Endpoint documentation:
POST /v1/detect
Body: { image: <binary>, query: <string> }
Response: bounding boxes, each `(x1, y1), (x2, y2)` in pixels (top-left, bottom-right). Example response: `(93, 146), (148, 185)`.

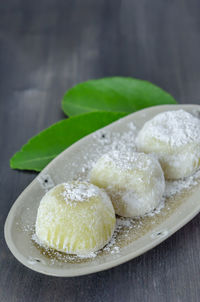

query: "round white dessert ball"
(90, 151), (165, 217)
(136, 109), (200, 179)
(35, 181), (116, 255)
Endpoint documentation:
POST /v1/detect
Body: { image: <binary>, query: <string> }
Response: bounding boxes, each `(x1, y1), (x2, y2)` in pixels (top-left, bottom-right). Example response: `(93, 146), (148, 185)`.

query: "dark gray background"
(1, 0), (200, 301)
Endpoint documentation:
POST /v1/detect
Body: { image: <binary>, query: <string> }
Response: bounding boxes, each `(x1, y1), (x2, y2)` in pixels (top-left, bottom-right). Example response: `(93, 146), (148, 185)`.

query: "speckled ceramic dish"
(4, 104), (200, 277)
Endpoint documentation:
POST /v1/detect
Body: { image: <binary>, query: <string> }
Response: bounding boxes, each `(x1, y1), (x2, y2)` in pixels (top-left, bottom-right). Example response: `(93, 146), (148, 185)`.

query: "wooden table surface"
(1, 1), (200, 301)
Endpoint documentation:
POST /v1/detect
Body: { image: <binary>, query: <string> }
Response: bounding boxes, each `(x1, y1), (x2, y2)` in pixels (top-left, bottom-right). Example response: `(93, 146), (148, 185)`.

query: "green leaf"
(62, 77), (177, 116)
(10, 111), (126, 172)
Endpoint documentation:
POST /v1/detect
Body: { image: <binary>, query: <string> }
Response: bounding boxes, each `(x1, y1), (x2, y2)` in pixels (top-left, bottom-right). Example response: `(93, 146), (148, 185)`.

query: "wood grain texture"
(0, 0), (200, 301)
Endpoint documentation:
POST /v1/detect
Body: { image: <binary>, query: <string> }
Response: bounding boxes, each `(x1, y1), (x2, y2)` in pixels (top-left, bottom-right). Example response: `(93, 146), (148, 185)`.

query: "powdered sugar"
(32, 112), (200, 263)
(165, 169), (200, 197)
(61, 182), (100, 205)
(92, 123), (137, 154)
(75, 123), (138, 181)
(88, 115), (200, 212)
(102, 217), (135, 254)
(137, 109), (200, 147)
(136, 109), (200, 179)
(99, 149), (159, 172)
(76, 252), (97, 259)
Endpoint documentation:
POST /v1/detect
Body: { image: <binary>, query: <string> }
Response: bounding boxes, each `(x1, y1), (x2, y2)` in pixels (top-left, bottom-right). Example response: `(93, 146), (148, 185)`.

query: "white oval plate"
(4, 104), (200, 277)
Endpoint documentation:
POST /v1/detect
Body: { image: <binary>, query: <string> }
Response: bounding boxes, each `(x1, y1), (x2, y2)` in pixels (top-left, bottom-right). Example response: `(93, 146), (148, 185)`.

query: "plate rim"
(4, 103), (200, 277)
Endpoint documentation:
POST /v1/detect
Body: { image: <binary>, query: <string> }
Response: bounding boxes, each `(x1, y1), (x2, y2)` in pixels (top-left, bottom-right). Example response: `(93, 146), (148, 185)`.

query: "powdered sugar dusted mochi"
(136, 110), (200, 180)
(35, 182), (116, 255)
(90, 151), (165, 217)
